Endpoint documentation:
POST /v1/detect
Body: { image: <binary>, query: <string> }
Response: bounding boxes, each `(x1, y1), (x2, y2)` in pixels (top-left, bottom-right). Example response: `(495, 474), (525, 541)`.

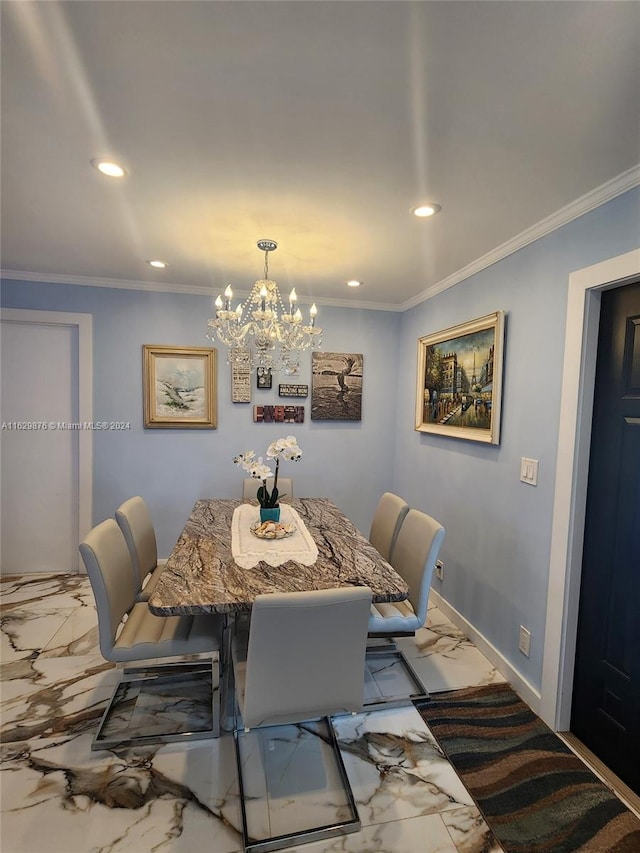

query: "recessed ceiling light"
(147, 259), (168, 269)
(346, 280), (362, 288)
(411, 203), (441, 218)
(91, 159), (127, 178)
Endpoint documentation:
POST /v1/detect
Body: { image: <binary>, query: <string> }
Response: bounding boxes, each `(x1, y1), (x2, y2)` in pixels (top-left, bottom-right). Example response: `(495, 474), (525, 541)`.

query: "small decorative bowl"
(250, 520), (296, 540)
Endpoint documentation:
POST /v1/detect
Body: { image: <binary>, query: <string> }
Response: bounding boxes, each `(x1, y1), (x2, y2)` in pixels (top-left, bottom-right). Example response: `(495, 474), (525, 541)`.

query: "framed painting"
(311, 352), (363, 421)
(143, 345), (217, 428)
(415, 311), (505, 444)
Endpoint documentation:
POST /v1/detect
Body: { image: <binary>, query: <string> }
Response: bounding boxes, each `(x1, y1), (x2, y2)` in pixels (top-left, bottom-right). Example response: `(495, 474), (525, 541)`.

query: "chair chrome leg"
(363, 646), (429, 711)
(92, 658), (220, 750)
(220, 613), (238, 732)
(233, 717), (361, 853)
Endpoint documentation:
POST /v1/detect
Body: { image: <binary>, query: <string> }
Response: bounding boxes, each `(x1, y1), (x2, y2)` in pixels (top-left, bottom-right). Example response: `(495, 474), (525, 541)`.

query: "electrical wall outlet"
(435, 559), (444, 581)
(519, 625), (532, 657)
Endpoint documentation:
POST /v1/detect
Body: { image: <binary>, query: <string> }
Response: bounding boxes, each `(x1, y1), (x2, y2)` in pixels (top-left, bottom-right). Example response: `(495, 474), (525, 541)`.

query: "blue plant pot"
(259, 506), (281, 523)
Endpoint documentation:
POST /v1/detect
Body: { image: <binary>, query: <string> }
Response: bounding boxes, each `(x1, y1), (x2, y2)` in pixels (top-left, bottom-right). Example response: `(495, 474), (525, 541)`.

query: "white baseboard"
(430, 589), (542, 717)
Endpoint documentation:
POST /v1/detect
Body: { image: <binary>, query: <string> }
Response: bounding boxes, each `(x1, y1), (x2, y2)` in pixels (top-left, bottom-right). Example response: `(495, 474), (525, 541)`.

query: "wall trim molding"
(430, 588), (541, 714)
(2, 165), (638, 314)
(0, 308), (93, 571)
(0, 270), (403, 313)
(541, 248), (640, 731)
(400, 164), (640, 312)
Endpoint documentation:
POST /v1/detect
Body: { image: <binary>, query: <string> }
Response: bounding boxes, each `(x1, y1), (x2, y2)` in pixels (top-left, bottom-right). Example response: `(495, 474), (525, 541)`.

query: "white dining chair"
(368, 492), (409, 562)
(115, 496), (166, 601)
(242, 477), (293, 503)
(365, 509), (445, 707)
(368, 508), (445, 636)
(80, 518), (222, 749)
(232, 586), (372, 852)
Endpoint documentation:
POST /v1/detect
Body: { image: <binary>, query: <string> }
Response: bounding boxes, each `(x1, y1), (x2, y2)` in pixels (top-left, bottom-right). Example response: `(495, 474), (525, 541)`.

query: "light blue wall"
(2, 186), (638, 693)
(0, 280), (400, 552)
(393, 186), (640, 690)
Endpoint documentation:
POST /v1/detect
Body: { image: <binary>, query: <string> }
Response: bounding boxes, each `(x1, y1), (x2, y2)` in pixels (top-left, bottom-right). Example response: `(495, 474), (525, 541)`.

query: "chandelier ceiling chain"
(207, 240), (322, 375)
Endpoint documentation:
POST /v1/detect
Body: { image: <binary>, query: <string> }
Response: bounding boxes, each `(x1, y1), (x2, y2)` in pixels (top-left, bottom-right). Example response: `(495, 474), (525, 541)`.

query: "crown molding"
(400, 164), (640, 312)
(0, 271), (215, 296)
(0, 269), (402, 312)
(3, 165), (637, 314)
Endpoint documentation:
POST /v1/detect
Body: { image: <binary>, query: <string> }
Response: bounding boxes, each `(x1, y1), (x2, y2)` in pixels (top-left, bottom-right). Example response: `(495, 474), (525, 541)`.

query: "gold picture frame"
(415, 311), (505, 444)
(143, 345), (217, 428)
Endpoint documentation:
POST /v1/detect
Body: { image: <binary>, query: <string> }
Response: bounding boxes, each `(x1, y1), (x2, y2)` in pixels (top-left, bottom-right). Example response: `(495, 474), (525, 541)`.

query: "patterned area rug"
(416, 683), (640, 853)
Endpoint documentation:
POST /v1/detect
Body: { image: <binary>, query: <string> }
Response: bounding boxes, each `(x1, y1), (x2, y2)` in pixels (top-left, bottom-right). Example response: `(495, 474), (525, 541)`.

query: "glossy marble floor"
(1, 574), (507, 853)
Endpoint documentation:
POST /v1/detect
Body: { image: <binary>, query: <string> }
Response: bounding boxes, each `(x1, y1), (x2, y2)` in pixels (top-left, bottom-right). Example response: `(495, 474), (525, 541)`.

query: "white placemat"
(231, 503), (319, 569)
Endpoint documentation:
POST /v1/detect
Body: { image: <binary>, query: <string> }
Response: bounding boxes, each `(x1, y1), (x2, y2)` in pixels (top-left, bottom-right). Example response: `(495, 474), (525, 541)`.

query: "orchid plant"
(234, 435), (303, 508)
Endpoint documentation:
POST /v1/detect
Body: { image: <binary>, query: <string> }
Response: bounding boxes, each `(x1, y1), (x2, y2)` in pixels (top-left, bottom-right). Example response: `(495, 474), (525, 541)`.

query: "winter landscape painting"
(143, 345), (217, 428)
(311, 352), (363, 421)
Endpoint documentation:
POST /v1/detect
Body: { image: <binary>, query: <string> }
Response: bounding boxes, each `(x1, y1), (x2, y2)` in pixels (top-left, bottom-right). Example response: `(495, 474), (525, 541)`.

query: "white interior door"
(1, 314), (85, 573)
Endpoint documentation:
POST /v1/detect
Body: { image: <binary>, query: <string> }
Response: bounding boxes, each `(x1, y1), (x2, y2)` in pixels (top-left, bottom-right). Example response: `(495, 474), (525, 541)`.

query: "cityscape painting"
(415, 312), (505, 444)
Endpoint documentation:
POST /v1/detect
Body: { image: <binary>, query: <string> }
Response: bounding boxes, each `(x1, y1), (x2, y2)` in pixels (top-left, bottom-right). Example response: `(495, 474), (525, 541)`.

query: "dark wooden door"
(571, 280), (640, 794)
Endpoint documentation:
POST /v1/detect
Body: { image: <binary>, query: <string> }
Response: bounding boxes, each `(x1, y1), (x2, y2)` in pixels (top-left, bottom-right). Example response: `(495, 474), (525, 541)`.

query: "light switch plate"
(520, 457), (538, 486)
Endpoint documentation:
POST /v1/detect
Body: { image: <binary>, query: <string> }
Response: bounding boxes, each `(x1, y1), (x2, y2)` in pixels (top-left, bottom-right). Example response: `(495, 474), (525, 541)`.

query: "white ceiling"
(2, 1), (639, 309)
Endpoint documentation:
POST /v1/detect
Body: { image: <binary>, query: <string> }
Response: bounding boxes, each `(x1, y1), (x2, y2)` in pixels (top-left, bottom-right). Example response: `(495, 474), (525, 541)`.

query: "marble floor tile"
(441, 806), (504, 853)
(1, 575), (507, 853)
(396, 605), (505, 694)
(1, 651), (118, 742)
(2, 606), (79, 663)
(284, 812), (464, 853)
(334, 706), (474, 827)
(40, 606), (101, 658)
(1, 732), (244, 853)
(1, 573), (95, 612)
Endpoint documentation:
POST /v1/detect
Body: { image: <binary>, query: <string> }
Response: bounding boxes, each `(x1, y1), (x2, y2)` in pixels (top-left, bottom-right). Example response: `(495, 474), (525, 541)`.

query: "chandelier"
(207, 240), (322, 375)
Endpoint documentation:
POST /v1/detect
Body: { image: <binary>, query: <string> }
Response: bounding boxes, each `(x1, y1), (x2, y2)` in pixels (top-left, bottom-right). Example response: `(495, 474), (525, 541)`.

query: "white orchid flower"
(234, 438), (301, 509)
(233, 450), (256, 467)
(266, 440), (282, 459)
(281, 435), (302, 461)
(282, 446), (302, 461)
(267, 435), (302, 460)
(247, 457), (272, 480)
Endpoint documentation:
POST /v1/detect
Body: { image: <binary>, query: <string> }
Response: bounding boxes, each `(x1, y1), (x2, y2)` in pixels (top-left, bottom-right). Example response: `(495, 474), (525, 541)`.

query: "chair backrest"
(115, 496), (158, 587)
(242, 477), (293, 503)
(390, 509), (445, 624)
(241, 586), (372, 728)
(79, 518), (138, 662)
(369, 492), (409, 562)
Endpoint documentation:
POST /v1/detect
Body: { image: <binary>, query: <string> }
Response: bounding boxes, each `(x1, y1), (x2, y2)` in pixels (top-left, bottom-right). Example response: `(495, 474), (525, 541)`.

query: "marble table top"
(149, 498), (409, 615)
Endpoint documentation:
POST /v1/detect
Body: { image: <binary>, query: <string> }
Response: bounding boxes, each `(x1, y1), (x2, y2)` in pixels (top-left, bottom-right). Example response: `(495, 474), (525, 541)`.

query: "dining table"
(148, 497), (410, 730)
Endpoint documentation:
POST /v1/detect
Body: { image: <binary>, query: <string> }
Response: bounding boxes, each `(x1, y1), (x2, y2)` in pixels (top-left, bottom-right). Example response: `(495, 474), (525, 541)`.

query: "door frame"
(541, 249), (640, 730)
(1, 308), (93, 570)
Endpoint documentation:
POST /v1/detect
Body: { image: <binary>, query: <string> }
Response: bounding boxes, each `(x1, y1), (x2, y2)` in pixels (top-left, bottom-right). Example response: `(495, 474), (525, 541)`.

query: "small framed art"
(257, 368), (273, 389)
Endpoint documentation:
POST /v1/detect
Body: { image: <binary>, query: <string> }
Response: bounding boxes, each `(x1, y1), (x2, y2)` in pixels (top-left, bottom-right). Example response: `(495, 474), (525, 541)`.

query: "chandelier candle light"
(234, 435), (303, 522)
(208, 240), (322, 376)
